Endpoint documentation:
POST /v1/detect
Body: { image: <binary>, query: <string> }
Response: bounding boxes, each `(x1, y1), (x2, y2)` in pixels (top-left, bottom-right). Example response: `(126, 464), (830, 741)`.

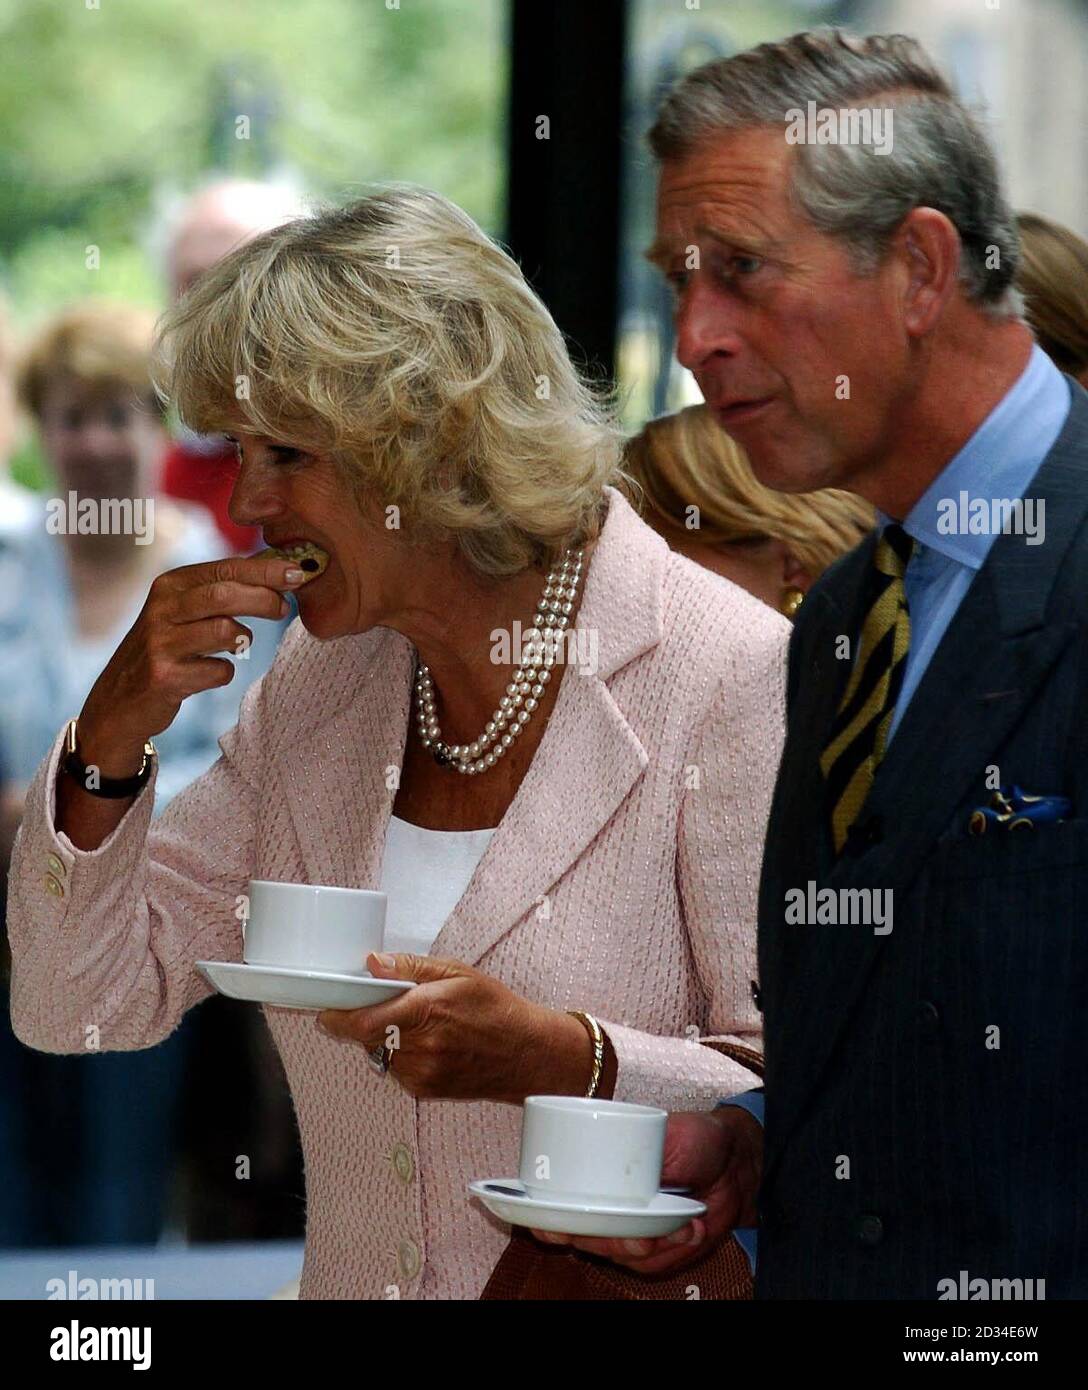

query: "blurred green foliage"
(0, 0), (506, 489)
(0, 0), (506, 326)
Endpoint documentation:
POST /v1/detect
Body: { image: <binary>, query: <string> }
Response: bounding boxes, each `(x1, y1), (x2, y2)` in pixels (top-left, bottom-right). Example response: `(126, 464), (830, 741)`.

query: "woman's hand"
(529, 1107), (762, 1275)
(76, 552), (304, 765)
(316, 953), (595, 1104)
(54, 553), (305, 851)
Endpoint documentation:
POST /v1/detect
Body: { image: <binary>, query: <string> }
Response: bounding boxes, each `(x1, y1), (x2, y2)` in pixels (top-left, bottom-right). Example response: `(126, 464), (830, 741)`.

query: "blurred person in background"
(621, 403), (873, 617)
(159, 179), (307, 553)
(0, 295), (37, 935)
(0, 296), (37, 538)
(1016, 211), (1088, 387)
(159, 178), (311, 1246)
(0, 300), (286, 1247)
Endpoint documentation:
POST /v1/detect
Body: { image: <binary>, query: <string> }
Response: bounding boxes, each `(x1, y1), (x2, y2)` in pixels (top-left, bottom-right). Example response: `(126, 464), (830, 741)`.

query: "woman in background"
(621, 403), (873, 618)
(3, 300), (286, 807)
(1015, 212), (1088, 386)
(0, 300), (288, 1248)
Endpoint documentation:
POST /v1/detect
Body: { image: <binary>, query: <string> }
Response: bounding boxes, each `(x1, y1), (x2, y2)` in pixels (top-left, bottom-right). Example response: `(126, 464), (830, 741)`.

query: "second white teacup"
(519, 1095), (667, 1209)
(243, 879), (387, 977)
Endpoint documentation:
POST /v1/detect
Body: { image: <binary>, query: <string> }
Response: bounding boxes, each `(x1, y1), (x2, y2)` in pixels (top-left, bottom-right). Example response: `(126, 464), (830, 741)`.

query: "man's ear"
(894, 206), (961, 338)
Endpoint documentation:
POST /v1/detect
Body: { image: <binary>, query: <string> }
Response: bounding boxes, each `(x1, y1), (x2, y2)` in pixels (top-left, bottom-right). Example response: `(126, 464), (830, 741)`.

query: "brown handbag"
(480, 1040), (762, 1301)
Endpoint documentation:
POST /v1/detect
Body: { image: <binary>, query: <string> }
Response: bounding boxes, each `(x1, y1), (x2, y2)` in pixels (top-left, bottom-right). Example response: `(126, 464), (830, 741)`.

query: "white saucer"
(196, 960), (415, 1010)
(468, 1178), (706, 1238)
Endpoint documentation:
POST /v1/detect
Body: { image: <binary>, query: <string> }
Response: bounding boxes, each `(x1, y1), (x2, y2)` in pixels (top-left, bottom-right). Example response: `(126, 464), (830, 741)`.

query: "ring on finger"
(367, 1044), (393, 1076)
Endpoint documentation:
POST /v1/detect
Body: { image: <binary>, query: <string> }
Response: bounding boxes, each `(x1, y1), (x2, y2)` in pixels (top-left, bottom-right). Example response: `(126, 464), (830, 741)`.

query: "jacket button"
(47, 853), (67, 878)
(44, 873), (65, 899)
(918, 1001), (940, 1032)
(397, 1239), (421, 1281)
(856, 1213), (884, 1245)
(391, 1143), (414, 1184)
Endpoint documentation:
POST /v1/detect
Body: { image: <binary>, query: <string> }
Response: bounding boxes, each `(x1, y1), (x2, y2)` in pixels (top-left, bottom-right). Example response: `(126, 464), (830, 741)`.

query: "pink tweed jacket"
(8, 485), (788, 1300)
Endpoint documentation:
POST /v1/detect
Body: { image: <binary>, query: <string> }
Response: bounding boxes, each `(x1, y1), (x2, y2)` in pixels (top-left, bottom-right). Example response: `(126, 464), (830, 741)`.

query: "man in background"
(159, 179), (306, 552)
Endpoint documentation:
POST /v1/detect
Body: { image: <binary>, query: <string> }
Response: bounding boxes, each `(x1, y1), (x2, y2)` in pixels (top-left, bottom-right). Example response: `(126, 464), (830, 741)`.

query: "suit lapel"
(766, 382), (1088, 1161)
(759, 551), (867, 998)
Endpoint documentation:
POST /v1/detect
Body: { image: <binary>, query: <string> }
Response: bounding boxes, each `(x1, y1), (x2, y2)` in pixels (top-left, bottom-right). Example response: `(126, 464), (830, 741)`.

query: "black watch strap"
(62, 719), (156, 798)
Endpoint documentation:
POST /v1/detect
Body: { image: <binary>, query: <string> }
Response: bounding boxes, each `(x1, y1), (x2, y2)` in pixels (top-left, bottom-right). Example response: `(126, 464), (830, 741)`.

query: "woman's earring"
(780, 587), (804, 620)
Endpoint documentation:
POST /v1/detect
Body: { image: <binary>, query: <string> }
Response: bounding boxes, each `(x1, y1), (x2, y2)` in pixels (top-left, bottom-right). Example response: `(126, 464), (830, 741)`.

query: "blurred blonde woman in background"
(622, 403), (874, 617)
(1015, 212), (1088, 387)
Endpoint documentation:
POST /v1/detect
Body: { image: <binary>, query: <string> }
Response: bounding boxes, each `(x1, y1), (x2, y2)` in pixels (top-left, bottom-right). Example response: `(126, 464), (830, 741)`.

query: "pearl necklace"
(414, 548), (585, 775)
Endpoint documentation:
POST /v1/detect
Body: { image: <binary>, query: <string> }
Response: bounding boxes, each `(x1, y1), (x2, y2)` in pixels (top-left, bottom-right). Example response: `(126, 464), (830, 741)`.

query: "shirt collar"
(876, 344), (1070, 569)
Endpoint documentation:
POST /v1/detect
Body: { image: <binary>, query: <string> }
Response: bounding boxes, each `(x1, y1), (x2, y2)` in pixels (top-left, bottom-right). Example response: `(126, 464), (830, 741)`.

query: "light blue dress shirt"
(718, 345), (1073, 1275)
(885, 344), (1070, 741)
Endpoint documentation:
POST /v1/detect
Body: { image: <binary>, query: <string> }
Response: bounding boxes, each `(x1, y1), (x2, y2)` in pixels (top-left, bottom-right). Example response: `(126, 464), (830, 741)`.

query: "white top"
(379, 814), (496, 956)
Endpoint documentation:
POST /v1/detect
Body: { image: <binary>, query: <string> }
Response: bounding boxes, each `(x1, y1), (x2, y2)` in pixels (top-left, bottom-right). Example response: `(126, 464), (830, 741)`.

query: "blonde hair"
(1016, 212), (1088, 377)
(17, 300), (160, 419)
(154, 184), (624, 576)
(622, 404), (873, 579)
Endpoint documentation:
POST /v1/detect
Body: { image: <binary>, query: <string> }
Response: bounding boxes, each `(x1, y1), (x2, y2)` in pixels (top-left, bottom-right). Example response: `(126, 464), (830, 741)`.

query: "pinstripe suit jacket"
(756, 378), (1088, 1299)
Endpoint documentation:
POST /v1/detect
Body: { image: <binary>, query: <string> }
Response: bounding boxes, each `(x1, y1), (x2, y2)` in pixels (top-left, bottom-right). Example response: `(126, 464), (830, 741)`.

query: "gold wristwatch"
(62, 718), (157, 799)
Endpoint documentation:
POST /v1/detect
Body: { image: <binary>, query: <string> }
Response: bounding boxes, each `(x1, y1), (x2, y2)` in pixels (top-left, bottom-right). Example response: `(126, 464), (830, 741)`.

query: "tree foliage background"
(0, 0), (506, 351)
(1, 0), (505, 485)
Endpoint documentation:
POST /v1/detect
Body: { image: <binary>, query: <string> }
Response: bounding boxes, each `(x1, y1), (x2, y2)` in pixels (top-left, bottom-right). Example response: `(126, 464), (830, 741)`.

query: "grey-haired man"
(539, 29), (1088, 1299)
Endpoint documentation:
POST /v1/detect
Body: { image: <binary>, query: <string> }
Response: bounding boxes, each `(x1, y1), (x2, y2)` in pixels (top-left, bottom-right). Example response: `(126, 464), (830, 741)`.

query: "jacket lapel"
(436, 487), (665, 965)
(759, 555), (864, 999)
(434, 671), (649, 964)
(766, 381), (1088, 1160)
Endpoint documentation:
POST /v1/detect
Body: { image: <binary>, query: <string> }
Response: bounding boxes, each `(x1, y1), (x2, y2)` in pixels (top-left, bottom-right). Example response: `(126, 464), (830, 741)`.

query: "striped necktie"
(820, 523), (915, 855)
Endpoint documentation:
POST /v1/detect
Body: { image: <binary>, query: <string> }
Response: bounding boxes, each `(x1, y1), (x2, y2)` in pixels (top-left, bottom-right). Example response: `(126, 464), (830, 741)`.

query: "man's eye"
(729, 255), (763, 277)
(269, 446), (303, 465)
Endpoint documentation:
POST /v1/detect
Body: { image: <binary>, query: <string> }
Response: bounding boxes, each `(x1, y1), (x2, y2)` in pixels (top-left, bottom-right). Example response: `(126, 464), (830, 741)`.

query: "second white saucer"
(196, 960), (414, 1010)
(468, 1178), (706, 1238)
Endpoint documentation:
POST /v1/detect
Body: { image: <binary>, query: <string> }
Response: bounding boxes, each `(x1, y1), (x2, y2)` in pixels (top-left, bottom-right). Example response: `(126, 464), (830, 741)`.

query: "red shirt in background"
(161, 439), (259, 554)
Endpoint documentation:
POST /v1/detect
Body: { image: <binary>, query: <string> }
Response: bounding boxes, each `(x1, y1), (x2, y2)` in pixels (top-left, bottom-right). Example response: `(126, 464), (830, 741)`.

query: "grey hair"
(647, 28), (1024, 319)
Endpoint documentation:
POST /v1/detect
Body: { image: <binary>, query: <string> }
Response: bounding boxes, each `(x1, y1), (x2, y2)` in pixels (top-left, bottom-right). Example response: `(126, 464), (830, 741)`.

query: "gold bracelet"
(567, 1010), (604, 1098)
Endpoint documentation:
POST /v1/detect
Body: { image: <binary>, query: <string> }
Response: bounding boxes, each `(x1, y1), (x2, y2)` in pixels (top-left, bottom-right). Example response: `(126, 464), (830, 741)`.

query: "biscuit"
(257, 541), (330, 583)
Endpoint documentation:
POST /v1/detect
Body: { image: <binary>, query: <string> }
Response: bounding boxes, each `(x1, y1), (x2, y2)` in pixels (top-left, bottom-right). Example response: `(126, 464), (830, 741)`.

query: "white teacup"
(519, 1095), (667, 1208)
(242, 879), (387, 976)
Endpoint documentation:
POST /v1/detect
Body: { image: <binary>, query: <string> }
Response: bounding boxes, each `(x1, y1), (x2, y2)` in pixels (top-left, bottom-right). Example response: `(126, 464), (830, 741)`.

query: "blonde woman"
(622, 404), (874, 616)
(7, 187), (786, 1299)
(1016, 212), (1088, 387)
